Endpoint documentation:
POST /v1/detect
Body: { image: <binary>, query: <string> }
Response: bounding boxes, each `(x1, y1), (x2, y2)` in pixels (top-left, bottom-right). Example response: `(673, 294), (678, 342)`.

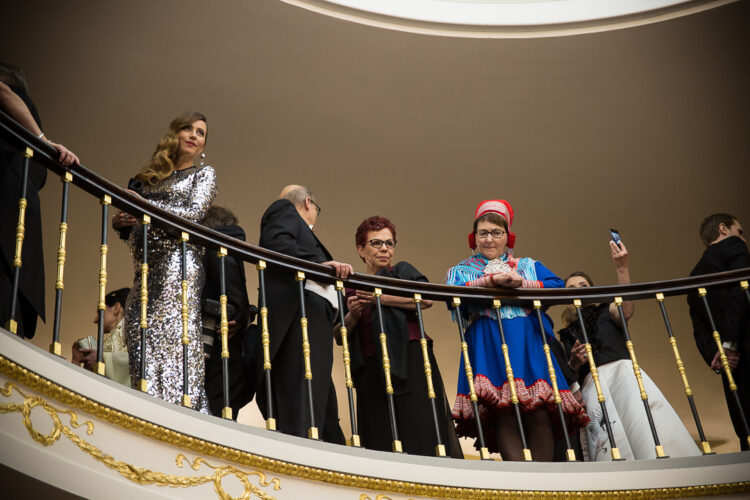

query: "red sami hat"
(467, 199), (516, 250)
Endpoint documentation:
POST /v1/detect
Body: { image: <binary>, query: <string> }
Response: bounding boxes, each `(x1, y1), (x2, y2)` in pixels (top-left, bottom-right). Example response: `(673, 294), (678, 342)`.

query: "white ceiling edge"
(278, 0), (737, 38)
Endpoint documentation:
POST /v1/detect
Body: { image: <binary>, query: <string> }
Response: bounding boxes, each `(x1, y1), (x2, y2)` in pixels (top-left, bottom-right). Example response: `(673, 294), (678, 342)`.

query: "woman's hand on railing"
(113, 209), (137, 229)
(492, 271), (523, 288)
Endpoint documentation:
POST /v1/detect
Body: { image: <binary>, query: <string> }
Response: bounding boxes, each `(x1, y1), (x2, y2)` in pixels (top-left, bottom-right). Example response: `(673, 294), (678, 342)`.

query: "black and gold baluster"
(180, 232), (191, 408)
(613, 296), (668, 458)
(257, 260), (275, 430)
(138, 215), (150, 392)
(335, 281), (360, 447)
(655, 293), (712, 455)
(532, 300), (575, 461)
(94, 195), (111, 376)
(452, 297), (490, 460)
(414, 293), (445, 457)
(50, 172), (72, 355)
(573, 299), (622, 461)
(296, 271), (318, 440)
(493, 299), (531, 461)
(373, 288), (402, 453)
(218, 247), (232, 419)
(742, 280), (750, 306)
(5, 147), (32, 335)
(697, 288), (750, 449)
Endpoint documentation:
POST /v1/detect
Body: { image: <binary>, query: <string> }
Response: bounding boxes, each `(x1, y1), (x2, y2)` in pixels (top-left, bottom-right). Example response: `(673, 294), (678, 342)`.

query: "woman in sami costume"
(446, 199), (588, 461)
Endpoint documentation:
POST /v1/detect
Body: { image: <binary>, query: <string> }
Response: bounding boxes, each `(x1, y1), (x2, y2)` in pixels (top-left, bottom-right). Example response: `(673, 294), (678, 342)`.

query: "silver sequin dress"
(124, 165), (217, 413)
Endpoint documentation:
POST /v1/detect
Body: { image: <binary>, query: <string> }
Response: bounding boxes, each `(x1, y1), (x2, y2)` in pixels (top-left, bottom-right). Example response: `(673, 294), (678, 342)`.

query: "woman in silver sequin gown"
(114, 111), (216, 412)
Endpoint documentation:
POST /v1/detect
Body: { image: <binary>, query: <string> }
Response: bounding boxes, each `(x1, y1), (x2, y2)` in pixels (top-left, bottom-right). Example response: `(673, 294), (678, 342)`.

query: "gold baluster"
(614, 296), (666, 458)
(50, 171), (73, 355)
(95, 195), (111, 376)
(374, 288), (402, 453)
(656, 293), (711, 454)
(180, 232), (191, 408)
(698, 287), (750, 449)
(257, 260), (275, 431)
(415, 293), (444, 457)
(493, 299), (531, 461)
(454, 297), (489, 460)
(296, 271), (318, 440)
(533, 300), (576, 461)
(573, 299), (621, 460)
(218, 247), (231, 420)
(138, 215), (150, 392)
(5, 147), (33, 334)
(335, 281), (360, 447)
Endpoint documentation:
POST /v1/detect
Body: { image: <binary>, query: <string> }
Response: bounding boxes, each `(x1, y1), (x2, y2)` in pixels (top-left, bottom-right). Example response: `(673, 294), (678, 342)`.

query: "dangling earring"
(200, 152), (206, 167)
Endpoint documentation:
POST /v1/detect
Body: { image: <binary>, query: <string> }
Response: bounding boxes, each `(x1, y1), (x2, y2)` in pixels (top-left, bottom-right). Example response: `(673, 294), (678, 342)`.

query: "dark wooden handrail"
(2, 110), (748, 305)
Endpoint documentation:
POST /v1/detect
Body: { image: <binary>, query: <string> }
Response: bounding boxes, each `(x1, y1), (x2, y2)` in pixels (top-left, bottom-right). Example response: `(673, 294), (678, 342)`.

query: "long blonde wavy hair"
(135, 111), (208, 185)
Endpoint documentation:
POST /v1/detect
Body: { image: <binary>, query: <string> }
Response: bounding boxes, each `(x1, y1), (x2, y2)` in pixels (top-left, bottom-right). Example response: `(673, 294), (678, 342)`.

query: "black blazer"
(687, 236), (750, 366)
(0, 85), (47, 336)
(258, 199), (332, 360)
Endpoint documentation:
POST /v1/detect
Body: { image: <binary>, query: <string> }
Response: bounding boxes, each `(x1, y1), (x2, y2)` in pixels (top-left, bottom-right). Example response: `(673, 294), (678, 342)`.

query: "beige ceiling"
(2, 0), (749, 455)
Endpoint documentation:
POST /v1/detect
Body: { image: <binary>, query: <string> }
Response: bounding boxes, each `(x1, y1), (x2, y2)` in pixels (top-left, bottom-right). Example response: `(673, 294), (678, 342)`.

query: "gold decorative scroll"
(0, 382), (281, 499)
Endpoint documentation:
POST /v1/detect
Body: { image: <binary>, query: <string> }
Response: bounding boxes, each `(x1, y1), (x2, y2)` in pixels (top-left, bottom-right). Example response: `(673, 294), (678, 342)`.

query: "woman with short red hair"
(339, 216), (462, 457)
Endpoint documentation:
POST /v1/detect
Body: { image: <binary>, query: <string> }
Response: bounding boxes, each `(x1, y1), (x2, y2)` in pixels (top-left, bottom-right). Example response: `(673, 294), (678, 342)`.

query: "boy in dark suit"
(687, 213), (749, 450)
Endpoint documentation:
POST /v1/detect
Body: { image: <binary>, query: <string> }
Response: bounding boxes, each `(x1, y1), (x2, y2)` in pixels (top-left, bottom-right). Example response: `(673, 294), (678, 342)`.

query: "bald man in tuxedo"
(257, 185), (352, 444)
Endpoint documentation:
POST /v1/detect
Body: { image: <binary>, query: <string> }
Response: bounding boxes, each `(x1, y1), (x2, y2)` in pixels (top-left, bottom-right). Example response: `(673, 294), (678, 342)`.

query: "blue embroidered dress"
(446, 252), (588, 449)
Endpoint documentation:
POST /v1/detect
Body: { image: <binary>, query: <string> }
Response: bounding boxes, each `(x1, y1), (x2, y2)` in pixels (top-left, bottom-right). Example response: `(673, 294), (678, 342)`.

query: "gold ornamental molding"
(1, 353), (749, 499)
(0, 381), (281, 499)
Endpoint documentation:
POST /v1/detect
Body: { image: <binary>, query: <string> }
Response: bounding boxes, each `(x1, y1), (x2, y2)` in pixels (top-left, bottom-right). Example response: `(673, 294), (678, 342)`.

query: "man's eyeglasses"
(476, 229), (506, 239)
(369, 239), (396, 249)
(309, 198), (322, 215)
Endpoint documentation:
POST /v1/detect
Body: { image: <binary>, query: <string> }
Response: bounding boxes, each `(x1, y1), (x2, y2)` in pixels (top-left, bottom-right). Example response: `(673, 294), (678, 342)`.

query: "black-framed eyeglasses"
(309, 198), (322, 215)
(369, 239), (396, 249)
(476, 229), (506, 239)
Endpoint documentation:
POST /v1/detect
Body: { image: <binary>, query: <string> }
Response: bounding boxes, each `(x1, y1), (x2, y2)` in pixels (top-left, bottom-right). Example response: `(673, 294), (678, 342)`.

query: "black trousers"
(0, 261), (37, 339)
(353, 340), (463, 458)
(257, 291), (345, 444)
(205, 331), (255, 421)
(722, 352), (750, 451)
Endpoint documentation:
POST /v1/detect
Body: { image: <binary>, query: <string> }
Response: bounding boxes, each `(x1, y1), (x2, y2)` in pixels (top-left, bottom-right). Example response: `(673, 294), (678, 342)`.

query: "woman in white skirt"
(558, 239), (700, 461)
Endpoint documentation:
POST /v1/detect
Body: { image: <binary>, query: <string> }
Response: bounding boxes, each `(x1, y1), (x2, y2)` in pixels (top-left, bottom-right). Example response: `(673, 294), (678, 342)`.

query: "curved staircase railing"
(1, 109), (749, 498)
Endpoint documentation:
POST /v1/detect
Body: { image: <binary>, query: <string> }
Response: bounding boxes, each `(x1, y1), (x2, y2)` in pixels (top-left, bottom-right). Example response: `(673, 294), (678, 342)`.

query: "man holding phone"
(71, 288), (131, 386)
(687, 213), (749, 450)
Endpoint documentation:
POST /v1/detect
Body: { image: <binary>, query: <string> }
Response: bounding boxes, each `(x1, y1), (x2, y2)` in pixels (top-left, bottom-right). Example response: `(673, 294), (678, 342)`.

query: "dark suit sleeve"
(688, 293), (716, 366)
(225, 254), (251, 328)
(688, 237), (750, 365)
(713, 238), (750, 346)
(261, 201), (327, 263)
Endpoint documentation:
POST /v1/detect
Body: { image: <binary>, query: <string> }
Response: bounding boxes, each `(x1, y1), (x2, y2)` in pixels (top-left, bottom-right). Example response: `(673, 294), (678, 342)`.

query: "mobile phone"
(609, 228), (622, 246)
(77, 336), (97, 350)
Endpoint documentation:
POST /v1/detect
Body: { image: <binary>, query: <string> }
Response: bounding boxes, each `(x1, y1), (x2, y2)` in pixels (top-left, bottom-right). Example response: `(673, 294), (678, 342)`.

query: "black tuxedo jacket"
(258, 199), (332, 360)
(687, 236), (750, 366)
